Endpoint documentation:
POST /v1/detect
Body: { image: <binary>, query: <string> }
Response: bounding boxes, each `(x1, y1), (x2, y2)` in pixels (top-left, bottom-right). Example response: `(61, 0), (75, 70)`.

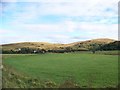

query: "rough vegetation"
(98, 41), (120, 51)
(1, 38), (119, 54)
(3, 64), (79, 88)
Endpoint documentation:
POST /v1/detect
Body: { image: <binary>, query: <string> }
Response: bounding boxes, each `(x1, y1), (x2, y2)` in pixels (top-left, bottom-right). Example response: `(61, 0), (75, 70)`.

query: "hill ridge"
(1, 38), (117, 52)
(1, 38), (115, 46)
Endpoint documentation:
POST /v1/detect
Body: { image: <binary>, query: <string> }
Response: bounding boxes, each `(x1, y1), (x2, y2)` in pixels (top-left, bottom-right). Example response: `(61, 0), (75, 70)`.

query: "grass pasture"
(3, 53), (118, 88)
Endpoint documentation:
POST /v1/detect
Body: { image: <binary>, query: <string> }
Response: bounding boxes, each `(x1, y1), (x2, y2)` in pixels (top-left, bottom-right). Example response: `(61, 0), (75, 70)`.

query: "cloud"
(2, 0), (118, 21)
(14, 20), (77, 33)
(1, 0), (17, 2)
(77, 23), (118, 40)
(30, 0), (117, 17)
(4, 21), (117, 43)
(1, 0), (118, 44)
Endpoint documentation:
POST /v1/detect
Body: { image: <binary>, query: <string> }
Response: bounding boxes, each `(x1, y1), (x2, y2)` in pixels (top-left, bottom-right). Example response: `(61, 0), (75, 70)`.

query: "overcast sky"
(0, 0), (118, 44)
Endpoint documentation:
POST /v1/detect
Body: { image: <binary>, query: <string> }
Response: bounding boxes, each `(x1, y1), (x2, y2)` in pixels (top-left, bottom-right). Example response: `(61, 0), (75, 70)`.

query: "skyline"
(0, 0), (118, 44)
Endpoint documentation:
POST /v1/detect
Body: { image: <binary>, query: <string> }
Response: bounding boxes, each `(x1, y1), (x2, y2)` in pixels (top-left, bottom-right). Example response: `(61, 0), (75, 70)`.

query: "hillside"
(68, 38), (115, 50)
(1, 38), (116, 53)
(1, 42), (66, 51)
(98, 41), (120, 50)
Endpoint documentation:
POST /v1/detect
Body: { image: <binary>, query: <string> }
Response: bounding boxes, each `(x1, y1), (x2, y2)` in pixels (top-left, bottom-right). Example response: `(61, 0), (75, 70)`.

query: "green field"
(3, 53), (118, 88)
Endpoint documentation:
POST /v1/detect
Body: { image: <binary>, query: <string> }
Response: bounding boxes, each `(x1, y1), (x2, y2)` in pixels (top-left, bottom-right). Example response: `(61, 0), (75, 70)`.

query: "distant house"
(14, 48), (21, 52)
(34, 50), (37, 53)
(18, 48), (21, 51)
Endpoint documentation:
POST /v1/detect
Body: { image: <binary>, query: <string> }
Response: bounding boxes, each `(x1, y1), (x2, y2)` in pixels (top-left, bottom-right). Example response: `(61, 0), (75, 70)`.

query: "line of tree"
(2, 48), (46, 54)
(2, 47), (88, 54)
(86, 41), (120, 54)
(97, 41), (120, 51)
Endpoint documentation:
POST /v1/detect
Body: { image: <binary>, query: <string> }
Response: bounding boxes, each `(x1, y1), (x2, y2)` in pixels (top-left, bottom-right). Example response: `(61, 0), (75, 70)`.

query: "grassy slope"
(70, 38), (115, 50)
(3, 53), (118, 88)
(3, 64), (58, 88)
(1, 42), (67, 50)
(1, 38), (115, 51)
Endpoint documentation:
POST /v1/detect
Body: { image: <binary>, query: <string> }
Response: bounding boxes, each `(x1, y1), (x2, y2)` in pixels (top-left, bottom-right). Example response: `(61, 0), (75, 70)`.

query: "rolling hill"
(1, 38), (117, 53)
(68, 38), (115, 50)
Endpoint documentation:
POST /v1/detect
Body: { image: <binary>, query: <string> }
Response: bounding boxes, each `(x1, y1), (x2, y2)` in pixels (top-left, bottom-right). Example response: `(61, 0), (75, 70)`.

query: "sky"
(0, 0), (118, 44)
